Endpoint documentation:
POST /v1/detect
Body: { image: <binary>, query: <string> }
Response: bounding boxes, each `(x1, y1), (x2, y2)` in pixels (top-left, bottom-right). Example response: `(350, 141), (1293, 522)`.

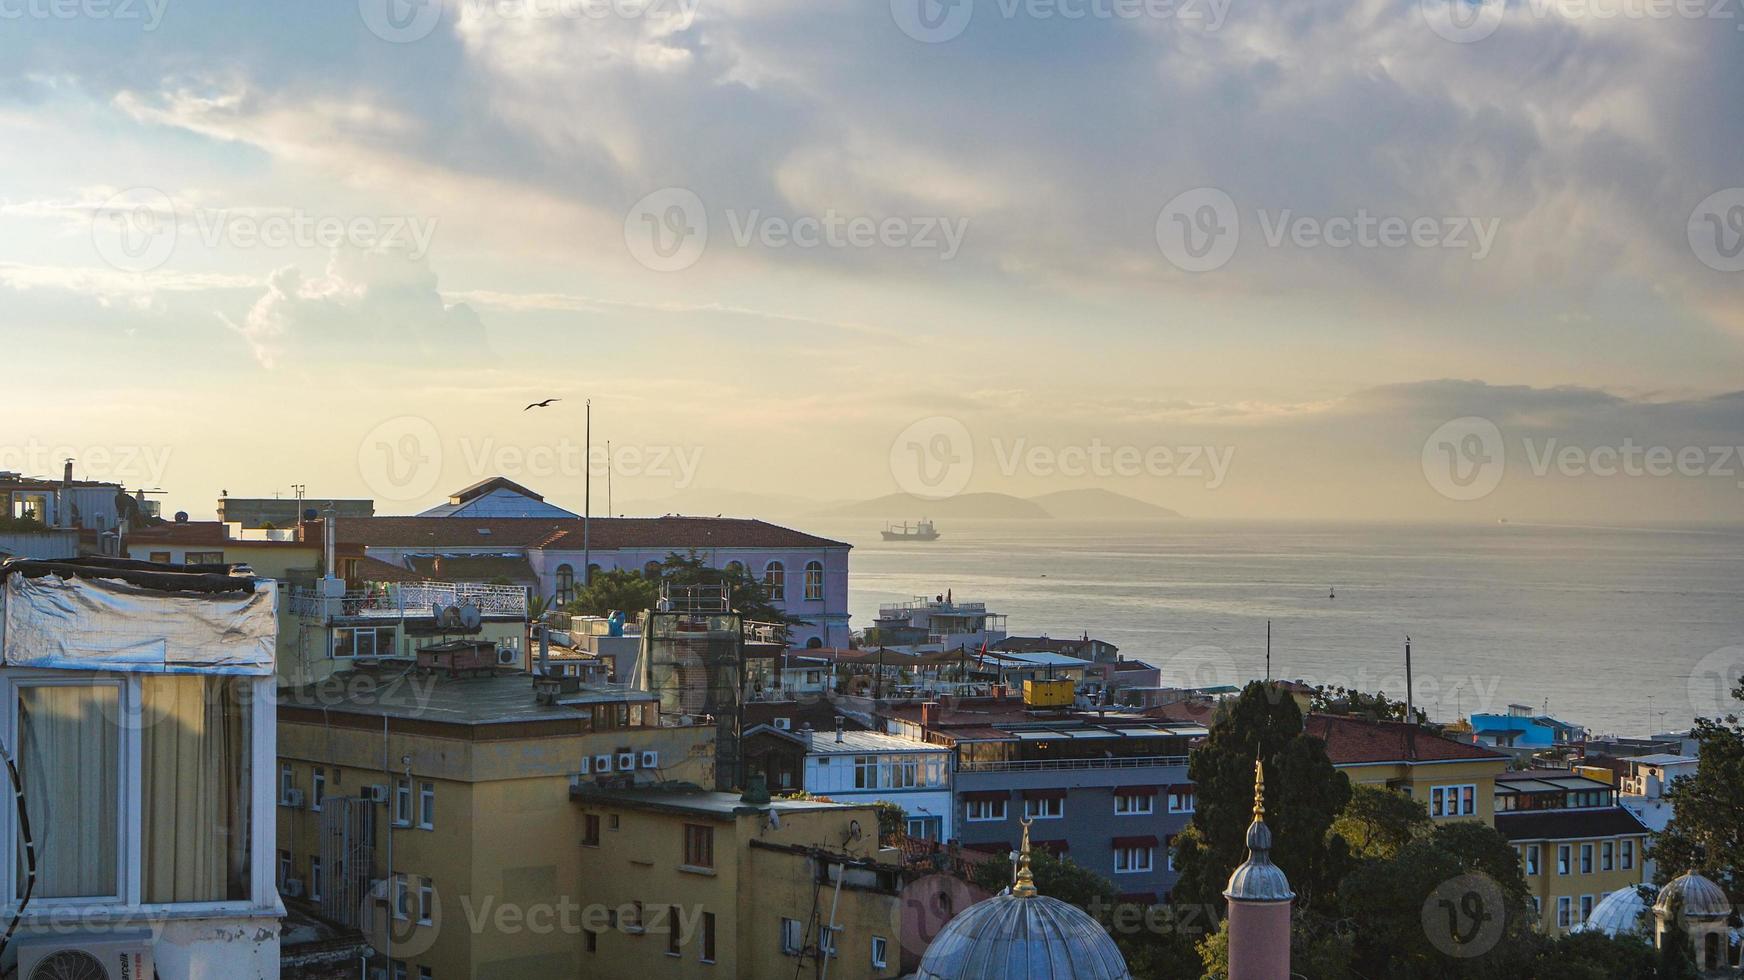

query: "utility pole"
(582, 399), (591, 587)
(1405, 636), (1414, 723)
(1265, 620), (1272, 683)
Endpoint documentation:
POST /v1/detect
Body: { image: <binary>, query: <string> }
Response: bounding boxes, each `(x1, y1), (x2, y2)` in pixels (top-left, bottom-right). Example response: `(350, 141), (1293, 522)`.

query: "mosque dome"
(915, 821), (1132, 980)
(1573, 884), (1653, 937)
(1654, 870), (1734, 922)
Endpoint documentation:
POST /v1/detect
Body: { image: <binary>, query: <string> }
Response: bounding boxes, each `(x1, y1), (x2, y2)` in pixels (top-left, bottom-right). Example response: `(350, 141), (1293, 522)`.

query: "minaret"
(1224, 759), (1293, 980)
(1012, 816), (1038, 898)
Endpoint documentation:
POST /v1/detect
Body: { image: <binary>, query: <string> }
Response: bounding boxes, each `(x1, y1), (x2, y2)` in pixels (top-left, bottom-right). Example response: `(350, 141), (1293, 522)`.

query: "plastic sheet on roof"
(1, 572), (276, 675)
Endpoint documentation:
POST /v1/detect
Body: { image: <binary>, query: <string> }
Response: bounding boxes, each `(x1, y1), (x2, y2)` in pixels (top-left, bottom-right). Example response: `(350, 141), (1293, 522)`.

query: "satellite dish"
(459, 605), (482, 630)
(304, 508), (318, 521)
(173, 511), (189, 523)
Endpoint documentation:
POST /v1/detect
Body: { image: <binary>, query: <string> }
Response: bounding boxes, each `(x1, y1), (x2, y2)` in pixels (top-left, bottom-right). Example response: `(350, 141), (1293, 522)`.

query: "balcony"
(956, 754), (1188, 773)
(286, 580), (528, 621)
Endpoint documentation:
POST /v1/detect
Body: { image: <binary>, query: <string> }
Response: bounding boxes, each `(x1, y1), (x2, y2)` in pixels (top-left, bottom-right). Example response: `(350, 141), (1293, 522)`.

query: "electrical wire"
(0, 735), (35, 959)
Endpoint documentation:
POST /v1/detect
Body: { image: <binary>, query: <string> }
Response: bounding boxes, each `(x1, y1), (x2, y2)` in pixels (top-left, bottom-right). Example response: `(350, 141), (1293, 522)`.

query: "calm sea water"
(806, 520), (1744, 736)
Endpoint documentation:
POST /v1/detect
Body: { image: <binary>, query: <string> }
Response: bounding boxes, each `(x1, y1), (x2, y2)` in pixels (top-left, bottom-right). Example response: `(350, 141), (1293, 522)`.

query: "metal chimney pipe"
(834, 716), (844, 744)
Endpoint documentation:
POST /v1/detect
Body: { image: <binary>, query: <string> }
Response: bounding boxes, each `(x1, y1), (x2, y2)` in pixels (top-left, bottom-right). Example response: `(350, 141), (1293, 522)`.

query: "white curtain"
(141, 675), (251, 903)
(17, 684), (120, 899)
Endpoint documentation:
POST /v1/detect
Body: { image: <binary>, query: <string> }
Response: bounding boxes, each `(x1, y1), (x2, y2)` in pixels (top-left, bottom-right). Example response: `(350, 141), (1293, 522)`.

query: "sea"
(803, 519), (1744, 737)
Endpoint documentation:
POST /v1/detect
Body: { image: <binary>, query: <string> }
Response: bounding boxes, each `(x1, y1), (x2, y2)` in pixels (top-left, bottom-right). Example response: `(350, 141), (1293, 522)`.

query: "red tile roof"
(126, 521), (226, 546)
(310, 516), (849, 551)
(1304, 714), (1509, 766)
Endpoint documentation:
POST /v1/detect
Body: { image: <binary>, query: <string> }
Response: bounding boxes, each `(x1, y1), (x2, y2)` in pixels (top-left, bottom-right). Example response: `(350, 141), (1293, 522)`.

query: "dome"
(1654, 870), (1734, 922)
(916, 819), (1132, 980)
(1574, 884), (1653, 937)
(914, 892), (1132, 980)
(1224, 759), (1295, 903)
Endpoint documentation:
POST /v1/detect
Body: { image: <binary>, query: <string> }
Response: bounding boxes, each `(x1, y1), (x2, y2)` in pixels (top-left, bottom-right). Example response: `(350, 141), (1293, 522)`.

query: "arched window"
(554, 564), (574, 605)
(803, 560), (824, 601)
(724, 560), (744, 578)
(587, 563), (602, 585)
(806, 636), (823, 649)
(763, 561), (786, 601)
(643, 560), (662, 579)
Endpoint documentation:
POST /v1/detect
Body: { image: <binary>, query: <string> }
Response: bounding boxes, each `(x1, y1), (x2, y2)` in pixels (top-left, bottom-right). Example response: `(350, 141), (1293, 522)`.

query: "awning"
(1033, 839), (1070, 855)
(962, 841), (1012, 855)
(1112, 785), (1159, 796)
(1168, 784), (1196, 794)
(1022, 788), (1068, 800)
(1112, 835), (1159, 849)
(962, 790), (1010, 802)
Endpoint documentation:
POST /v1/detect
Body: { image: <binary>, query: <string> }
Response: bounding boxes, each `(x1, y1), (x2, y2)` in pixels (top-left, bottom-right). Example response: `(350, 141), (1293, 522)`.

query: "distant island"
(816, 488), (1182, 520)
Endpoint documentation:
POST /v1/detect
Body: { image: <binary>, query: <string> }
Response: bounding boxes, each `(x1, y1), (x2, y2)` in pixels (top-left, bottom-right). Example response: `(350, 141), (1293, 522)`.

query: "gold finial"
(1253, 757), (1266, 820)
(1013, 817), (1038, 898)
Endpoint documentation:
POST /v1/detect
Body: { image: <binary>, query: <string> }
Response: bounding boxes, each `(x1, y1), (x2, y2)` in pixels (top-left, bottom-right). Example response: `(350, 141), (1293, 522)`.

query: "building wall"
(802, 749), (954, 840)
(1515, 832), (1649, 934)
(1336, 757), (1507, 827)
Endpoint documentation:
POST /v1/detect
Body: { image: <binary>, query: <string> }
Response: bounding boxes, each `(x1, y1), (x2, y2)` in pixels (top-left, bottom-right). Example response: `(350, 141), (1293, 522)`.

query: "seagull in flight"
(524, 397), (561, 411)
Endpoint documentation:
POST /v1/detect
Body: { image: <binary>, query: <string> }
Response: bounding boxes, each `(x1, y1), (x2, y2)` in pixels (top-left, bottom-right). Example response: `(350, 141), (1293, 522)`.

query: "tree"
(1648, 676), (1743, 900)
(566, 568), (659, 617)
(1331, 783), (1430, 860)
(1527, 930), (1660, 980)
(1172, 681), (1352, 914)
(1310, 684), (1425, 723)
(657, 551), (801, 632)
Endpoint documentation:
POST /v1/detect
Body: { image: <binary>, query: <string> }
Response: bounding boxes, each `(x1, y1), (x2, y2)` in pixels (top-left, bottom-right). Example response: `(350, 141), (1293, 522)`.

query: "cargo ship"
(881, 519), (940, 541)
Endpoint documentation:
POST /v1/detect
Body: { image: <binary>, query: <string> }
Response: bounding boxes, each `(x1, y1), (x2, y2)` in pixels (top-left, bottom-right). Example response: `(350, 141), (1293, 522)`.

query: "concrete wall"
(0, 529), (78, 559)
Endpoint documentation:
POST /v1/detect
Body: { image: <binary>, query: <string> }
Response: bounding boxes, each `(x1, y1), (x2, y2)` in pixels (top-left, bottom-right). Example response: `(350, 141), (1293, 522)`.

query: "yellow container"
(1024, 678), (1075, 707)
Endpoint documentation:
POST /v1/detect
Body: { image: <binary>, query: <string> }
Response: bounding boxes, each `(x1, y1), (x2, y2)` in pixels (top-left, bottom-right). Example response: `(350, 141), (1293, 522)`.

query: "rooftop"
(1495, 807), (1651, 842)
(1494, 771), (1614, 793)
(278, 668), (655, 727)
(309, 515), (850, 551)
(569, 784), (865, 821)
(1304, 714), (1510, 766)
(796, 727), (951, 756)
(1620, 753), (1699, 767)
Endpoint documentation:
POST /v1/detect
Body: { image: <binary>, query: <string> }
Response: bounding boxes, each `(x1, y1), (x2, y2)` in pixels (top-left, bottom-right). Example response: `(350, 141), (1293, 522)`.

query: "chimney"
(63, 458), (73, 485)
(834, 716), (844, 744)
(921, 701), (940, 729)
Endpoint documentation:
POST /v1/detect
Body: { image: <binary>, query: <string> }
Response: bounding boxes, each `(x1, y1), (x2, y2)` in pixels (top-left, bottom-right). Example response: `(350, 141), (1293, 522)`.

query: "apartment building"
(0, 556), (281, 975)
(1494, 770), (1651, 934)
(276, 666), (717, 979)
(570, 784), (903, 980)
(1304, 714), (1511, 825)
(743, 720), (955, 839)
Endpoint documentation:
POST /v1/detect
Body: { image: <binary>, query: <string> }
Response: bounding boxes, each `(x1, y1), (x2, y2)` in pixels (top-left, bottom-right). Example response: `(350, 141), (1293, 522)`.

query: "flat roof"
(1494, 772), (1613, 794)
(1621, 754), (1698, 766)
(278, 668), (655, 726)
(800, 729), (950, 756)
(569, 785), (862, 820)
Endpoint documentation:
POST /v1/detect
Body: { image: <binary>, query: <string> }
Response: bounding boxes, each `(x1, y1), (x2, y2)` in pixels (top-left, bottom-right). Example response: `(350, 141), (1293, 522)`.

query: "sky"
(1, 0), (1741, 522)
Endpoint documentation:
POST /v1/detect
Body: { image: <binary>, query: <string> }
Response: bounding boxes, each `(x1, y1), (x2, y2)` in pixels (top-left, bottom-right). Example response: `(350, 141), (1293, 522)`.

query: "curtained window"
(17, 683), (121, 900)
(140, 675), (252, 903)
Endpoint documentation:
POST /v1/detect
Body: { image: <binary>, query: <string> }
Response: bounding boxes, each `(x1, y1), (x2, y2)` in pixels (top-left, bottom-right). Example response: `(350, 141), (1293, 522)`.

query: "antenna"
(606, 438), (613, 517)
(583, 398), (591, 591)
(1265, 620), (1272, 683)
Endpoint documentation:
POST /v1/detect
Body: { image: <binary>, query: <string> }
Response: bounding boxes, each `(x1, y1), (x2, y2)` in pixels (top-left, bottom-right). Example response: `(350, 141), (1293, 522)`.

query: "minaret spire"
(1013, 817), (1038, 898)
(1225, 756), (1294, 979)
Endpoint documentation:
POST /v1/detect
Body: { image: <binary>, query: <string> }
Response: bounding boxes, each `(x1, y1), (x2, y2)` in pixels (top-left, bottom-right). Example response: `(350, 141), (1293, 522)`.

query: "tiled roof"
(314, 516), (849, 551)
(1304, 714), (1509, 766)
(1495, 808), (1651, 842)
(994, 636), (1095, 655)
(126, 521), (227, 546)
(405, 553), (538, 584)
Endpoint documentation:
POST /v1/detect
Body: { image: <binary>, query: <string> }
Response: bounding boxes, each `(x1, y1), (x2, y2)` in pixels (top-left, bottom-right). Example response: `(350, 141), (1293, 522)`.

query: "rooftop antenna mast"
(606, 439), (612, 518)
(582, 399), (591, 590)
(1405, 635), (1414, 723)
(1265, 620), (1272, 683)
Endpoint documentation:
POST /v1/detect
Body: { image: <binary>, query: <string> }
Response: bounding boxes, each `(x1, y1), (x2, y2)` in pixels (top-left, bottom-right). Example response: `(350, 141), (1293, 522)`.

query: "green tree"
(1172, 681), (1352, 914)
(1527, 930), (1660, 980)
(1310, 684), (1425, 723)
(1331, 783), (1430, 860)
(657, 551), (800, 632)
(566, 568), (659, 617)
(1648, 676), (1743, 900)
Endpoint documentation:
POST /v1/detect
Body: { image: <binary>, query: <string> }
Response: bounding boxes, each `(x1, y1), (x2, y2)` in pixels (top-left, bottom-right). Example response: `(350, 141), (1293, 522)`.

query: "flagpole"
(583, 399), (591, 587)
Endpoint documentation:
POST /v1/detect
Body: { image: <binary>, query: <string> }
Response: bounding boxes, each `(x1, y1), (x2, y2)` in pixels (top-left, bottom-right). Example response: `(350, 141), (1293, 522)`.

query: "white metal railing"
(286, 580), (527, 620)
(956, 755), (1188, 773)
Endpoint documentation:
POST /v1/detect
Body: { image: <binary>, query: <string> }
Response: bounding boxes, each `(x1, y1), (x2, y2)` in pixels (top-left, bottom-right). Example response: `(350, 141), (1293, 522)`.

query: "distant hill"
(815, 488), (1181, 520)
(614, 488), (843, 520)
(1030, 488), (1182, 520)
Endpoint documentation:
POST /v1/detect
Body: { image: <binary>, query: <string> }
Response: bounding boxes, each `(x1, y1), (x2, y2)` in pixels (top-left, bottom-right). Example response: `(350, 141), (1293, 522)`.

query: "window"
(609, 814), (621, 831)
(1166, 834), (1177, 870)
(684, 824), (715, 869)
(871, 936), (888, 970)
(819, 926), (838, 956)
(1167, 789), (1195, 813)
(418, 877), (434, 924)
(803, 561), (824, 601)
(1601, 841), (1614, 871)
(1579, 894), (1594, 924)
(1621, 839), (1634, 870)
(966, 798), (1006, 821)
(149, 551), (172, 563)
(764, 561), (786, 600)
(1558, 844), (1572, 875)
(310, 857), (323, 902)
(583, 814), (601, 847)
(1115, 846), (1154, 874)
(724, 560), (745, 577)
(394, 874), (410, 920)
(628, 900), (644, 932)
(418, 780), (435, 829)
(701, 911), (716, 963)
(668, 906), (683, 956)
(184, 551), (224, 565)
(1556, 896), (1572, 929)
(310, 767), (326, 811)
(281, 762), (296, 804)
(1023, 796), (1064, 820)
(1525, 844), (1540, 876)
(278, 850), (292, 888)
(1580, 843), (1593, 874)
(419, 969), (432, 980)
(643, 560), (662, 578)
(854, 755), (878, 789)
(394, 778), (412, 826)
(391, 961), (407, 980)
(781, 917), (804, 954)
(586, 930), (599, 953)
(1115, 792), (1154, 815)
(332, 626), (395, 659)
(1429, 784), (1476, 817)
(555, 564), (575, 605)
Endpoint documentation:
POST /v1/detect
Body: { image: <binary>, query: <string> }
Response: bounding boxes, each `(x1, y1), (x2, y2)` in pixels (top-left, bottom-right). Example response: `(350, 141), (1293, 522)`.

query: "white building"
(0, 556), (281, 977)
(792, 724), (954, 841)
(1618, 753), (1699, 883)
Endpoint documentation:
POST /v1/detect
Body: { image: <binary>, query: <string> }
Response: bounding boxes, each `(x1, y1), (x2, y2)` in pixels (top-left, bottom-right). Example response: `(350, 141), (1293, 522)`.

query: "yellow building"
(570, 784), (904, 980)
(277, 667), (717, 979)
(1304, 714), (1511, 825)
(1494, 770), (1651, 934)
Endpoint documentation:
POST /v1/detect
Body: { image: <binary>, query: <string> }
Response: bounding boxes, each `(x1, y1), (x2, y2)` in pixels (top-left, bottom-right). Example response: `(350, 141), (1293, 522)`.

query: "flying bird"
(524, 398), (561, 411)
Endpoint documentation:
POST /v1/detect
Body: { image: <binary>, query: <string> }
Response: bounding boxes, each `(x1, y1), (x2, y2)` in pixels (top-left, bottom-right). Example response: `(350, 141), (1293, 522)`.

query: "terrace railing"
(955, 754), (1188, 773)
(286, 580), (527, 620)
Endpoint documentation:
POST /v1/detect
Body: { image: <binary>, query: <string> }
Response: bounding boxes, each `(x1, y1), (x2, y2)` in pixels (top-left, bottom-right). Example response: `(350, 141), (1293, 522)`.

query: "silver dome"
(1224, 758), (1295, 903)
(1573, 884), (1652, 937)
(914, 893), (1133, 980)
(1654, 870), (1734, 921)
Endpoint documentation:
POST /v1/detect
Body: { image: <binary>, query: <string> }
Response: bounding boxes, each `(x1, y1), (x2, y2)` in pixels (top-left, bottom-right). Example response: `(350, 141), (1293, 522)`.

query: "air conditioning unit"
(496, 647), (519, 667)
(16, 934), (154, 980)
(617, 751), (636, 771)
(640, 750), (659, 769)
(594, 754), (612, 773)
(282, 788), (305, 809)
(282, 877), (305, 898)
(364, 784), (388, 804)
(773, 717), (792, 730)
